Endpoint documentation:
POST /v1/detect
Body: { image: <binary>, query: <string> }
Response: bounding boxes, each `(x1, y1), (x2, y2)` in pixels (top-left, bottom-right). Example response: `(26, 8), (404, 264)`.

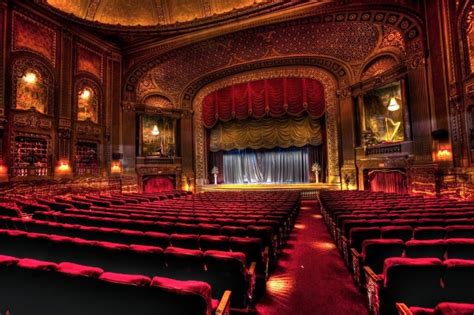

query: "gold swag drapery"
(209, 116), (323, 152)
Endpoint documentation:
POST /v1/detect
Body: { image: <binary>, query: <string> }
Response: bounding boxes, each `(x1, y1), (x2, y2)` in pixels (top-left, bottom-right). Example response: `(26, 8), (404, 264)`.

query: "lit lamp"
(55, 160), (72, 177)
(436, 145), (452, 161)
(387, 97), (400, 112)
(22, 72), (37, 84)
(0, 160), (8, 182)
(111, 161), (122, 175)
(79, 88), (91, 100)
(151, 125), (160, 136)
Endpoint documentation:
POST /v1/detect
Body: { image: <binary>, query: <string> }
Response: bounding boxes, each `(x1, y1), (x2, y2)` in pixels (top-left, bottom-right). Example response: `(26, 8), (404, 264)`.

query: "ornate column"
(180, 109), (195, 191)
(0, 1), (7, 165)
(338, 87), (357, 189)
(56, 29), (73, 177)
(121, 101), (137, 173)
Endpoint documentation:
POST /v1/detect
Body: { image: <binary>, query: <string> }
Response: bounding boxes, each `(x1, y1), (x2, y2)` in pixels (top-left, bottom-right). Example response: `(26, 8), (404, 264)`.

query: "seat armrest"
(247, 262), (257, 305)
(215, 290), (232, 315)
(351, 248), (362, 287)
(341, 235), (349, 264)
(364, 266), (382, 283)
(263, 246), (270, 280)
(395, 303), (413, 315)
(364, 266), (383, 315)
(248, 262), (256, 277)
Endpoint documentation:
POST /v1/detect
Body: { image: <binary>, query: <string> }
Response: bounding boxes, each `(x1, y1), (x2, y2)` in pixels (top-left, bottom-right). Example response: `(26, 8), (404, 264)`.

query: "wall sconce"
(55, 160), (71, 175)
(79, 88), (91, 100)
(111, 161), (122, 175)
(151, 125), (160, 136)
(387, 97), (400, 112)
(0, 160), (8, 181)
(22, 72), (37, 84)
(436, 145), (452, 161)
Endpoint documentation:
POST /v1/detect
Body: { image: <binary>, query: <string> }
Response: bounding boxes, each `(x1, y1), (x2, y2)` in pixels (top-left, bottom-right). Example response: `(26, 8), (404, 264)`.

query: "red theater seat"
(443, 259), (474, 304)
(405, 240), (446, 260)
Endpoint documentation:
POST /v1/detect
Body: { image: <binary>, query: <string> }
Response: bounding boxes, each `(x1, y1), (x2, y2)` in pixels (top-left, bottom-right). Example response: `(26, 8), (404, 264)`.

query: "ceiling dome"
(45, 0), (273, 26)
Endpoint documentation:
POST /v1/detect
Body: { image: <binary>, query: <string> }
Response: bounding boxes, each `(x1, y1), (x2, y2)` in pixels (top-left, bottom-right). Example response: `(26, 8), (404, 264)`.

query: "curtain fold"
(209, 115), (322, 152)
(222, 147), (319, 184)
(202, 77), (325, 127)
(369, 170), (407, 194)
(143, 176), (175, 193)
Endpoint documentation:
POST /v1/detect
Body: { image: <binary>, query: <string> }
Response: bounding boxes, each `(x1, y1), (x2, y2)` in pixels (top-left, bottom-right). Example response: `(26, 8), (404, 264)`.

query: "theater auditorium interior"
(1, 0), (474, 314)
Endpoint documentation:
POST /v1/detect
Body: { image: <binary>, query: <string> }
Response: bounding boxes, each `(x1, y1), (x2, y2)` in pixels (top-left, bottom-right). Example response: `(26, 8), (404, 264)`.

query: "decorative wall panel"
(76, 44), (103, 80)
(12, 12), (56, 66)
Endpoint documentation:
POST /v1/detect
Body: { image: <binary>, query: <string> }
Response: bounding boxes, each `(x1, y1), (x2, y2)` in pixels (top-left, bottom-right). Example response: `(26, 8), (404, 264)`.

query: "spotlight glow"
(312, 214), (323, 219)
(294, 224), (306, 230)
(311, 241), (336, 250)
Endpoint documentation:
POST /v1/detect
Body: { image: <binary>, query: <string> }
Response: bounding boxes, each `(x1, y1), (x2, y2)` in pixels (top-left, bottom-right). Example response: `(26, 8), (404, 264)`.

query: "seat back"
(381, 226), (413, 242)
(413, 227), (446, 240)
(443, 259), (474, 304)
(405, 240), (446, 260)
(445, 239), (474, 259)
(382, 258), (444, 314)
(361, 239), (404, 274)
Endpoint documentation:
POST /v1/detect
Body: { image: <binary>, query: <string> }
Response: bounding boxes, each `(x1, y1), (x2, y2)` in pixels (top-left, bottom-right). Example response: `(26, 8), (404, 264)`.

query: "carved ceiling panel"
(135, 21), (380, 102)
(45, 0), (275, 26)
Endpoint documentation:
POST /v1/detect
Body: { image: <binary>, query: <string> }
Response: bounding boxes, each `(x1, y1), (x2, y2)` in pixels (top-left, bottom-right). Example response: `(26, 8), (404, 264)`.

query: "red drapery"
(369, 170), (407, 194)
(202, 77), (325, 128)
(143, 176), (175, 193)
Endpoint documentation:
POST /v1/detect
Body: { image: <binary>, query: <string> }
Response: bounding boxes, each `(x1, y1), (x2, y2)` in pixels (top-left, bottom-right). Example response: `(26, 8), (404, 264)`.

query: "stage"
(199, 182), (341, 192)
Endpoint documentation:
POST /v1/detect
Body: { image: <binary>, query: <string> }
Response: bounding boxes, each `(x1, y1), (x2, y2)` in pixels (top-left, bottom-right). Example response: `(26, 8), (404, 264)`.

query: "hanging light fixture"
(387, 97), (400, 112)
(151, 125), (160, 136)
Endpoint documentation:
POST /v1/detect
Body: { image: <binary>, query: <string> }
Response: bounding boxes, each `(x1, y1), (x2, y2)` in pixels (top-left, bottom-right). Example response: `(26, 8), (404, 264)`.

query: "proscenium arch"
(181, 56), (353, 109)
(191, 66), (341, 188)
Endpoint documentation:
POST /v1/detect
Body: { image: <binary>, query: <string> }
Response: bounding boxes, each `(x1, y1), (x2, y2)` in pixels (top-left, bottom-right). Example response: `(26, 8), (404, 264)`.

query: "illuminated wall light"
(311, 214), (323, 219)
(0, 161), (8, 176)
(436, 149), (452, 161)
(22, 72), (37, 84)
(80, 88), (91, 100)
(111, 161), (122, 174)
(387, 97), (400, 111)
(56, 160), (71, 173)
(151, 125), (160, 136)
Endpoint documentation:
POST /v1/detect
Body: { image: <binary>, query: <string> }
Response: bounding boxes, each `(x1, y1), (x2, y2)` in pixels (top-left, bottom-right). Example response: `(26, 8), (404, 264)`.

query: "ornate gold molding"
(192, 66), (341, 187)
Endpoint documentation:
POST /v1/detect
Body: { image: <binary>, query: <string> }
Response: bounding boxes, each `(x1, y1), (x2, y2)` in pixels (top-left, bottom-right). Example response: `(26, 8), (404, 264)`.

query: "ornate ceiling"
(131, 19), (407, 104)
(45, 0), (279, 26)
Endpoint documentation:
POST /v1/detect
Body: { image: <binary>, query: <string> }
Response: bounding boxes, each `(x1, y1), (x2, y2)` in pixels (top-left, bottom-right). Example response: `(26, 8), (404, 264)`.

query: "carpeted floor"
(255, 200), (369, 315)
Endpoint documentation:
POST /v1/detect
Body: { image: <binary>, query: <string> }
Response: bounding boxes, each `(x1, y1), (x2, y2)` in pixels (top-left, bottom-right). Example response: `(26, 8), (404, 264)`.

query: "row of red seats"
(341, 224), (474, 266)
(0, 254), (229, 315)
(14, 190), (300, 311)
(366, 258), (474, 315)
(397, 302), (474, 315)
(319, 191), (474, 315)
(0, 228), (255, 308)
(0, 215), (270, 278)
(351, 237), (474, 287)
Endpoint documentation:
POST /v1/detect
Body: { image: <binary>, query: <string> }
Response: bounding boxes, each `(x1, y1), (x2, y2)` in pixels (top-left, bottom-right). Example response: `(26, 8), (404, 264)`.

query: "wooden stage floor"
(200, 182), (341, 192)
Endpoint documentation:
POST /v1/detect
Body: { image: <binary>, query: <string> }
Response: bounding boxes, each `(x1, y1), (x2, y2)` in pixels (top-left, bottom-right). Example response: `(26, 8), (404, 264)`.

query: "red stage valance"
(202, 77), (325, 128)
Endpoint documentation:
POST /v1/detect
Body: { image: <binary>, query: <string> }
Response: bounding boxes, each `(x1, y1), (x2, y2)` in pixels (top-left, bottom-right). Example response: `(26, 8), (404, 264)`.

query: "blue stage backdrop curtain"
(222, 147), (310, 184)
(209, 145), (326, 184)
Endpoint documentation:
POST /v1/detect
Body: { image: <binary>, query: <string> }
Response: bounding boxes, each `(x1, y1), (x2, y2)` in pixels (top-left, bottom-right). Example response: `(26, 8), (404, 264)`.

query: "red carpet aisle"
(256, 200), (369, 315)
